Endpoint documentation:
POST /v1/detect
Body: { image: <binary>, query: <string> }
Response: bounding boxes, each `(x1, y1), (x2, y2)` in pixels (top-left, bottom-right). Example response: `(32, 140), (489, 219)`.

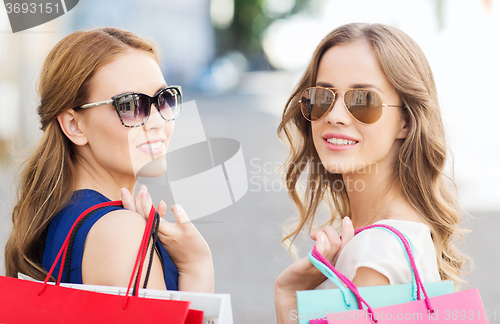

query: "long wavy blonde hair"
(5, 27), (159, 280)
(278, 23), (468, 286)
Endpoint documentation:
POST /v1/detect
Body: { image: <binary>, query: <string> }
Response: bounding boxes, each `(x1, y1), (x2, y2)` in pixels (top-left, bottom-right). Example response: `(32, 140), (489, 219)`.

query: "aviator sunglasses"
(75, 86), (182, 127)
(299, 87), (404, 124)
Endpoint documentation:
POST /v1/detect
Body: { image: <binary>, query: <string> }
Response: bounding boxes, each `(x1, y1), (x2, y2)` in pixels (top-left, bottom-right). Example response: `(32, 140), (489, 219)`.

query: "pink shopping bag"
(311, 289), (488, 323)
(309, 224), (488, 323)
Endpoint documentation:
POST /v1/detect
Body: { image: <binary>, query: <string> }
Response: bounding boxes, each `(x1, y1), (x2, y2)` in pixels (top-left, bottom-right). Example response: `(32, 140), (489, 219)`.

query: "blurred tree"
(213, 0), (458, 69)
(435, 0), (446, 31)
(213, 0), (309, 69)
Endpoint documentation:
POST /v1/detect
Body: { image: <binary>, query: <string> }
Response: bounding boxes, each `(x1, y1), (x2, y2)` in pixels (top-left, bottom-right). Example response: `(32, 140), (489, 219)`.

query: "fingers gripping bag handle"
(307, 224), (418, 309)
(308, 224), (435, 323)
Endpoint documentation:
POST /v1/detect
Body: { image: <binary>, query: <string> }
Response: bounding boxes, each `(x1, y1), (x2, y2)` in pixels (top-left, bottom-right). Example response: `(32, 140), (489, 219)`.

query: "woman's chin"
(134, 157), (167, 178)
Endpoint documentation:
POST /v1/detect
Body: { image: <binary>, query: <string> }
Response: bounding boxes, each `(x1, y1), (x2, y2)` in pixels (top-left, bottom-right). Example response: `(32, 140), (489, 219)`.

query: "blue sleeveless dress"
(42, 189), (178, 290)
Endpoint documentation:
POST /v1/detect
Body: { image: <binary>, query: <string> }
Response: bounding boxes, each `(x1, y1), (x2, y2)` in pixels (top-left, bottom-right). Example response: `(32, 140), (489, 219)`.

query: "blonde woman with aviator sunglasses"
(275, 23), (469, 323)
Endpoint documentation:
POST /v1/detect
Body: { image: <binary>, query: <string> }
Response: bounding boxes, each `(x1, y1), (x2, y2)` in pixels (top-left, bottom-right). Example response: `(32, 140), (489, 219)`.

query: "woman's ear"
(395, 108), (410, 140)
(57, 109), (88, 146)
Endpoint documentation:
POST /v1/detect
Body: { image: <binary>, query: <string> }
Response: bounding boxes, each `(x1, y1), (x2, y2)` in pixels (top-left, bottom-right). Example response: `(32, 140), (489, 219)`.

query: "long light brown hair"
(278, 23), (468, 286)
(5, 27), (159, 280)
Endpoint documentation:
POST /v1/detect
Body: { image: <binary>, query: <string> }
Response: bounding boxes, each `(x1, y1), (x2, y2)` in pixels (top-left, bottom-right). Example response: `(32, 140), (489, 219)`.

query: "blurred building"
(0, 9), (18, 161)
(0, 11), (62, 158)
(69, 0), (216, 87)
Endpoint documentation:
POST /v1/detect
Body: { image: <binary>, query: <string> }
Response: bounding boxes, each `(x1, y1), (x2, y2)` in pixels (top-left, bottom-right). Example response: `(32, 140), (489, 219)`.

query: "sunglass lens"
(117, 94), (149, 127)
(157, 88), (180, 121)
(301, 88), (334, 121)
(344, 89), (382, 124)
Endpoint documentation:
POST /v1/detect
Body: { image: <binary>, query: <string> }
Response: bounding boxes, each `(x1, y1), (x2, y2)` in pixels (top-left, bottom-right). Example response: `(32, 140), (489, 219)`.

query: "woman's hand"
(275, 217), (354, 324)
(121, 186), (214, 293)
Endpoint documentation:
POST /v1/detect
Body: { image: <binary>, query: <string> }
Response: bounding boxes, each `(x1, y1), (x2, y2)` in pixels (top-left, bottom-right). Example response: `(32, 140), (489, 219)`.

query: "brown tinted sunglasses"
(299, 87), (404, 124)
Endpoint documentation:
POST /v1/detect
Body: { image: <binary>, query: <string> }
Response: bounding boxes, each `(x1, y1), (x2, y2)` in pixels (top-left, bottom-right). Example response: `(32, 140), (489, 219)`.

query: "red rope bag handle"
(39, 201), (160, 310)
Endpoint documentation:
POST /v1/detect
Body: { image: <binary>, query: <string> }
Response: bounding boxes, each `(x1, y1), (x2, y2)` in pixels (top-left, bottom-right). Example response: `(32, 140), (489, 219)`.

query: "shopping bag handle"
(355, 224), (427, 302)
(124, 204), (159, 308)
(308, 225), (418, 308)
(309, 248), (374, 315)
(309, 224), (435, 322)
(357, 226), (418, 300)
(307, 250), (354, 308)
(39, 201), (159, 310)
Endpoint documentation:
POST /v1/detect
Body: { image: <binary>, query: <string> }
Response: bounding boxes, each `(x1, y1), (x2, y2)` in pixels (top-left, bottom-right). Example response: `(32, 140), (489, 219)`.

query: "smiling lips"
(136, 140), (165, 155)
(323, 133), (358, 151)
(138, 142), (163, 149)
(326, 137), (357, 145)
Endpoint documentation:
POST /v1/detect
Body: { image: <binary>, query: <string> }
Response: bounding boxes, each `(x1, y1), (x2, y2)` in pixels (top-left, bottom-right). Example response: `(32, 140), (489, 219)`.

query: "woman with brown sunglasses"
(275, 23), (469, 323)
(4, 28), (213, 293)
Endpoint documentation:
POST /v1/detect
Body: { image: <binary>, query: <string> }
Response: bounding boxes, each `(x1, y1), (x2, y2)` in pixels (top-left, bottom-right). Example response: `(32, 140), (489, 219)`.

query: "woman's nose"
(144, 104), (166, 129)
(323, 94), (352, 125)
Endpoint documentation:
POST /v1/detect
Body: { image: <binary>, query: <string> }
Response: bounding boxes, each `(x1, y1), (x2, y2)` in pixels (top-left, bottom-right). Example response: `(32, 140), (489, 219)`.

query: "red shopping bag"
(0, 201), (194, 324)
(308, 224), (489, 323)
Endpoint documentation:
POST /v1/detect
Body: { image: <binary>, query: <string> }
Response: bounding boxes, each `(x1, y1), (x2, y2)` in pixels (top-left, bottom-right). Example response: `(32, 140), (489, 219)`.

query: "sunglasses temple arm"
(79, 100), (114, 109)
(382, 104), (405, 108)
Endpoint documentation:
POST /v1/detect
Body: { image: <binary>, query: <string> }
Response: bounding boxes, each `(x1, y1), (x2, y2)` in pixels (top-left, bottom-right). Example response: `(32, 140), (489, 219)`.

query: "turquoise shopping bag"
(296, 224), (455, 324)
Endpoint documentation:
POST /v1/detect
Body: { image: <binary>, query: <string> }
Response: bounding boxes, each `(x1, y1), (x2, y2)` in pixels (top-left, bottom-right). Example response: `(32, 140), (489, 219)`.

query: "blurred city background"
(1, 0), (499, 322)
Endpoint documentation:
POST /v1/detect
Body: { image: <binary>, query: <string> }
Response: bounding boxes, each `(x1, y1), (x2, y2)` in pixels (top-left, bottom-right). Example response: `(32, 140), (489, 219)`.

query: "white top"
(318, 219), (441, 288)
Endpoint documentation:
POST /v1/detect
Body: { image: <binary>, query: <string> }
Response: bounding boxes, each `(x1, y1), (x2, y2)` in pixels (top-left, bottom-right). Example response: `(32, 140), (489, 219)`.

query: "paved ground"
(0, 73), (498, 323)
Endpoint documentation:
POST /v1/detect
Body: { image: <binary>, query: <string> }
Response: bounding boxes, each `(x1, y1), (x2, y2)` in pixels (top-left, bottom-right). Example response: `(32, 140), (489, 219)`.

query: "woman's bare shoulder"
(89, 209), (147, 234)
(81, 209), (165, 289)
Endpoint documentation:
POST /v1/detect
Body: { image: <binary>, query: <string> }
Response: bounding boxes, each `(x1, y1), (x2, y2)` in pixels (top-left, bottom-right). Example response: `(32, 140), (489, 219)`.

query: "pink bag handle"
(311, 224), (435, 322)
(39, 201), (157, 310)
(361, 225), (433, 307)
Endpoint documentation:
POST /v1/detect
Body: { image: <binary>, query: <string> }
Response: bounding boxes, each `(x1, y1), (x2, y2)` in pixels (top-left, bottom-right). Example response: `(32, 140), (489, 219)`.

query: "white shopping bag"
(19, 273), (233, 324)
